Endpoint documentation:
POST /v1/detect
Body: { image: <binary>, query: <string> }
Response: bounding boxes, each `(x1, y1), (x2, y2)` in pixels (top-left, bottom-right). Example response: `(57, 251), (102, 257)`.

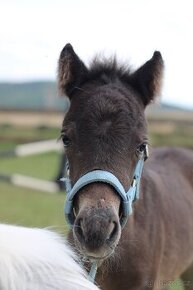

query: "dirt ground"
(0, 109), (193, 128)
(0, 111), (64, 127)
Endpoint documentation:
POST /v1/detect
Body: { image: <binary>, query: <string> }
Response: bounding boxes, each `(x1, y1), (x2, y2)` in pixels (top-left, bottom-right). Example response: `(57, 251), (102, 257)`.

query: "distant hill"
(0, 81), (192, 114)
(0, 81), (68, 111)
(147, 102), (192, 113)
(146, 102), (193, 121)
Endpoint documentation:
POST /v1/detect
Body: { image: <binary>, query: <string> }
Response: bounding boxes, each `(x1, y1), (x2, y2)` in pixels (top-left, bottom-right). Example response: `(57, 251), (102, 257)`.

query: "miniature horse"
(0, 224), (99, 290)
(58, 44), (193, 290)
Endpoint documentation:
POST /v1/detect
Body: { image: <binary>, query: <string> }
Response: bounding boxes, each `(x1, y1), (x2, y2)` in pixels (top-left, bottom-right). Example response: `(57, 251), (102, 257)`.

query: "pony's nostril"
(106, 221), (118, 242)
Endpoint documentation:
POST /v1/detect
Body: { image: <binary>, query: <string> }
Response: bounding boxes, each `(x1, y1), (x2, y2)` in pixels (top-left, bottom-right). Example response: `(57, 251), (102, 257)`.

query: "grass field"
(0, 151), (59, 180)
(0, 124), (60, 150)
(0, 182), (66, 229)
(1, 122), (192, 290)
(148, 119), (193, 149)
(0, 125), (64, 228)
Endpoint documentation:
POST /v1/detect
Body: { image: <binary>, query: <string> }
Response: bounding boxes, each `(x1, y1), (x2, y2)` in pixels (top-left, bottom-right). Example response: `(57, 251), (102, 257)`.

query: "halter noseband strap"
(62, 144), (148, 228)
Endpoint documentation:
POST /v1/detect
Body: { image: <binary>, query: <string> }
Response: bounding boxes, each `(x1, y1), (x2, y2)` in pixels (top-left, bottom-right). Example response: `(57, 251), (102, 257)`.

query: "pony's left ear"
(58, 43), (88, 97)
(130, 51), (164, 106)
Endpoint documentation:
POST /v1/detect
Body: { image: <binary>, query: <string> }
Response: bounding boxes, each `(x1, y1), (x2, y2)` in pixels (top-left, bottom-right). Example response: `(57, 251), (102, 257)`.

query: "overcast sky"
(0, 0), (193, 109)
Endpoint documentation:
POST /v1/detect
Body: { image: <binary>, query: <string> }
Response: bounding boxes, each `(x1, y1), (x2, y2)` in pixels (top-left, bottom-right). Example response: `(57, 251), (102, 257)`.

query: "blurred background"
(0, 2), (193, 287)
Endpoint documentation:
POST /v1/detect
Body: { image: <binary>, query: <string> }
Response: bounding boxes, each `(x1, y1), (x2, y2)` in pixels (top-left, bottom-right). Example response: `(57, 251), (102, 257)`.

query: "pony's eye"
(136, 143), (146, 156)
(62, 135), (71, 147)
(136, 143), (149, 160)
(138, 143), (146, 152)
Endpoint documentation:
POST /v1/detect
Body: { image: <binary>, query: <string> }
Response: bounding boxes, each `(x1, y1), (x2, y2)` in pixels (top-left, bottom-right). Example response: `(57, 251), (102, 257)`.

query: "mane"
(87, 56), (132, 85)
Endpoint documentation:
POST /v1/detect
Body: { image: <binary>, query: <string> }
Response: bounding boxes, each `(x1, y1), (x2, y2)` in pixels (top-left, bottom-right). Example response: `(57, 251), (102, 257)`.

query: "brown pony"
(58, 44), (193, 290)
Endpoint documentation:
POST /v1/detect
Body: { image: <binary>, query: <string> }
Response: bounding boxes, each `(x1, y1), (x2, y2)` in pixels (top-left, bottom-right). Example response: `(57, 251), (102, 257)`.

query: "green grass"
(0, 181), (68, 232)
(0, 140), (19, 151)
(169, 280), (184, 290)
(150, 132), (193, 148)
(0, 125), (60, 147)
(0, 124), (60, 139)
(0, 151), (59, 180)
(148, 120), (193, 149)
(0, 129), (67, 231)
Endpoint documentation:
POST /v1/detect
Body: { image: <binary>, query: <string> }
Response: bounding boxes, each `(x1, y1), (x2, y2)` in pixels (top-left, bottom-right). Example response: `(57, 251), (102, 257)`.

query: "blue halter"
(61, 144), (148, 282)
(61, 144), (148, 228)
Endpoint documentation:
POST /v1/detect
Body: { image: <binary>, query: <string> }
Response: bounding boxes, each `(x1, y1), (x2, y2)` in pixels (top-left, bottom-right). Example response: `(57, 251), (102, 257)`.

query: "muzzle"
(61, 144), (148, 228)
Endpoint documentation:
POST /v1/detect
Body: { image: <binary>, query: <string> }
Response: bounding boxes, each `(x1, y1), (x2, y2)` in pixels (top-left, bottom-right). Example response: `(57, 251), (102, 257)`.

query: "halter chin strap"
(61, 144), (148, 228)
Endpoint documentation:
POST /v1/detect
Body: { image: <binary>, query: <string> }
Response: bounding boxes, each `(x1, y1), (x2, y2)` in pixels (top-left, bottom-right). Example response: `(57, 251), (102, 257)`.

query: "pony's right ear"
(58, 43), (88, 97)
(129, 51), (164, 107)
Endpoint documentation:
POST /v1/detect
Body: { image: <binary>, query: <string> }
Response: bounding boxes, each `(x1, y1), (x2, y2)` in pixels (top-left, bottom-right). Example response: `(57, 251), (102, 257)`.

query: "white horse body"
(0, 224), (99, 290)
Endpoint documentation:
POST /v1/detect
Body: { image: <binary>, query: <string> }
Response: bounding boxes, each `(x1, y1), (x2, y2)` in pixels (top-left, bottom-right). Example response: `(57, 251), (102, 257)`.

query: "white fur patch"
(0, 224), (99, 290)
